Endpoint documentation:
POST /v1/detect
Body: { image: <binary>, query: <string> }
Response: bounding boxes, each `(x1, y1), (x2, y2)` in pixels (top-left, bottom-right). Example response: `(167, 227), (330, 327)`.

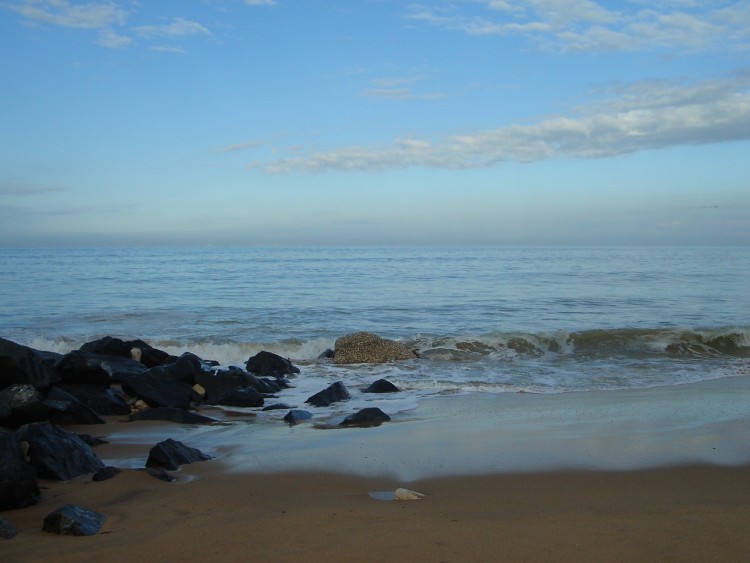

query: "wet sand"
(2, 462), (750, 562)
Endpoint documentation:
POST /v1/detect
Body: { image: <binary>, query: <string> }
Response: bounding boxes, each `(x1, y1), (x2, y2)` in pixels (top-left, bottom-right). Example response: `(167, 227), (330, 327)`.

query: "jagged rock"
(146, 438), (212, 471)
(0, 384), (49, 426)
(119, 373), (198, 409)
(45, 386), (105, 425)
(363, 379), (401, 393)
(0, 428), (39, 511)
(215, 387), (264, 408)
(333, 332), (417, 364)
(283, 409), (313, 424)
(79, 336), (175, 368)
(195, 368), (253, 404)
(77, 434), (108, 447)
(305, 381), (350, 407)
(129, 407), (217, 425)
(146, 353), (203, 384)
(43, 504), (105, 536)
(0, 337), (60, 392)
(54, 351), (113, 385)
(56, 383), (131, 416)
(339, 407), (391, 427)
(0, 516), (18, 539)
(92, 466), (121, 482)
(16, 422), (104, 481)
(246, 351), (300, 377)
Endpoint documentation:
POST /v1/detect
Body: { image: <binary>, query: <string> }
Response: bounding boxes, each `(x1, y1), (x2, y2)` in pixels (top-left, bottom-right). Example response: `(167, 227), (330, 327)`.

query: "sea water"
(2, 246), (749, 475)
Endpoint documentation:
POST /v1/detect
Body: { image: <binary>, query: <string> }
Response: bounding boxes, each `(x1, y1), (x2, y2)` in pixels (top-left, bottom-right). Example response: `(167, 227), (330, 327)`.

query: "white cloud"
(213, 140), (265, 153)
(4, 0), (128, 29)
(133, 17), (211, 38)
(251, 71), (750, 173)
(96, 27), (132, 48)
(409, 0), (749, 53)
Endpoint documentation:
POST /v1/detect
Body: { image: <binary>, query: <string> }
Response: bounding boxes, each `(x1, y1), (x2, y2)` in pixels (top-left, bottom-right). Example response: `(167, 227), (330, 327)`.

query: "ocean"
(2, 245), (749, 476)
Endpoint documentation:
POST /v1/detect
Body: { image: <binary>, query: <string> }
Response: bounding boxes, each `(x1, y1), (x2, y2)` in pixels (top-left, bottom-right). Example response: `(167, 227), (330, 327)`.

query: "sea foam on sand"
(96, 376), (750, 481)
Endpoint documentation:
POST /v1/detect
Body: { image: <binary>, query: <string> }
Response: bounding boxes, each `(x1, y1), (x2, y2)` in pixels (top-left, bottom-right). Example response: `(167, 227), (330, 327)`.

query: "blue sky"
(1, 0), (748, 246)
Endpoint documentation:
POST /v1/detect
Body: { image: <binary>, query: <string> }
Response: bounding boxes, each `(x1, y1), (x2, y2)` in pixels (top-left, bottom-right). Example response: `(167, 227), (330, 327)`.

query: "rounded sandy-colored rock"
(333, 332), (416, 364)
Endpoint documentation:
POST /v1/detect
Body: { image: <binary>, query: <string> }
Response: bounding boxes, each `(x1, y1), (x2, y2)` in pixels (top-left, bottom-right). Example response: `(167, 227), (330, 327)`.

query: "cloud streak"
(408, 0), (749, 53)
(251, 71), (750, 173)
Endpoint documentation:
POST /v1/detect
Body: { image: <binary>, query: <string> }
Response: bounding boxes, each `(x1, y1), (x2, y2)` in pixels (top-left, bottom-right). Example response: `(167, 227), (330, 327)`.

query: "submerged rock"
(146, 438), (212, 471)
(333, 332), (417, 364)
(363, 379), (400, 393)
(305, 381), (350, 407)
(129, 407), (217, 425)
(339, 407), (391, 427)
(43, 504), (106, 536)
(246, 351), (300, 377)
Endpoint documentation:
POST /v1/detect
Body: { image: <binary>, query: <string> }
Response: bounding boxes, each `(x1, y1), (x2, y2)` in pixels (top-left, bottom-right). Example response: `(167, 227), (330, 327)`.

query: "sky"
(1, 0), (749, 247)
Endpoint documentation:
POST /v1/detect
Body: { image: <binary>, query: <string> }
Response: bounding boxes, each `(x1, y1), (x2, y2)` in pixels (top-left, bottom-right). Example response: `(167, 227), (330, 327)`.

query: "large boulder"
(45, 387), (105, 425)
(339, 407), (391, 427)
(79, 336), (175, 368)
(246, 351), (300, 377)
(0, 428), (39, 511)
(146, 439), (212, 471)
(333, 332), (417, 364)
(195, 368), (253, 404)
(214, 387), (264, 408)
(146, 353), (203, 385)
(0, 384), (50, 427)
(56, 383), (131, 416)
(363, 379), (401, 393)
(119, 373), (198, 410)
(0, 338), (60, 392)
(306, 381), (350, 407)
(16, 422), (105, 481)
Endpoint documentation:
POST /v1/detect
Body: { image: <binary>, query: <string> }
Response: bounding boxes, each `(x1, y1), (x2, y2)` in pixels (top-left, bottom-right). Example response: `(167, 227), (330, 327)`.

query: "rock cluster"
(1, 331), (408, 540)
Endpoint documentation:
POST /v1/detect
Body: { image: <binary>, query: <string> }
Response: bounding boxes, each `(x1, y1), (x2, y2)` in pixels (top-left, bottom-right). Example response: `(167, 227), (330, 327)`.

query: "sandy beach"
(2, 462), (750, 562)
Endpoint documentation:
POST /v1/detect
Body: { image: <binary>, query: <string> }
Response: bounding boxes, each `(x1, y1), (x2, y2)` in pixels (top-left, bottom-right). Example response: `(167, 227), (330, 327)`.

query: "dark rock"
(145, 467), (176, 482)
(43, 504), (105, 536)
(215, 387), (264, 408)
(262, 403), (294, 411)
(146, 353), (203, 384)
(318, 348), (335, 359)
(339, 407), (391, 427)
(0, 516), (17, 539)
(79, 336), (175, 368)
(245, 351), (300, 377)
(0, 400), (9, 423)
(363, 379), (401, 393)
(254, 377), (282, 394)
(45, 386), (106, 425)
(119, 373), (198, 409)
(129, 407), (217, 425)
(0, 384), (50, 426)
(283, 409), (313, 424)
(16, 422), (104, 481)
(54, 351), (113, 385)
(333, 332), (417, 364)
(305, 381), (350, 407)
(92, 466), (121, 482)
(0, 428), (39, 511)
(195, 368), (252, 404)
(0, 337), (60, 392)
(146, 438), (212, 471)
(57, 383), (131, 416)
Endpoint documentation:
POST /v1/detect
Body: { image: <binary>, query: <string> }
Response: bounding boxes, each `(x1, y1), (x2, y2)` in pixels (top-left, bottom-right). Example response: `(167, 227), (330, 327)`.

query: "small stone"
(0, 516), (18, 539)
(43, 504), (106, 536)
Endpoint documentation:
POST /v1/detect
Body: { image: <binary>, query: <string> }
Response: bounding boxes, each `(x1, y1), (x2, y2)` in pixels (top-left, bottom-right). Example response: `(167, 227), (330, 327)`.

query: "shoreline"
(3, 462), (750, 562)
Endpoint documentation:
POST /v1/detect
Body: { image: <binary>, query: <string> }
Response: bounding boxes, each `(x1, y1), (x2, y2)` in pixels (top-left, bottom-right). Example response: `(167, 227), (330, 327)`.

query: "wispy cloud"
(251, 71), (750, 173)
(408, 0), (749, 53)
(4, 0), (128, 29)
(133, 17), (211, 39)
(213, 140), (266, 153)
(363, 76), (445, 100)
(96, 27), (132, 48)
(0, 182), (64, 196)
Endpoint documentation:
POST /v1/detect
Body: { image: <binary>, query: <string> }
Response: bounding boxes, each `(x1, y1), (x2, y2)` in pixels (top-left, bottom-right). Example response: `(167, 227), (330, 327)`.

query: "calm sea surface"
(1, 246), (748, 412)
